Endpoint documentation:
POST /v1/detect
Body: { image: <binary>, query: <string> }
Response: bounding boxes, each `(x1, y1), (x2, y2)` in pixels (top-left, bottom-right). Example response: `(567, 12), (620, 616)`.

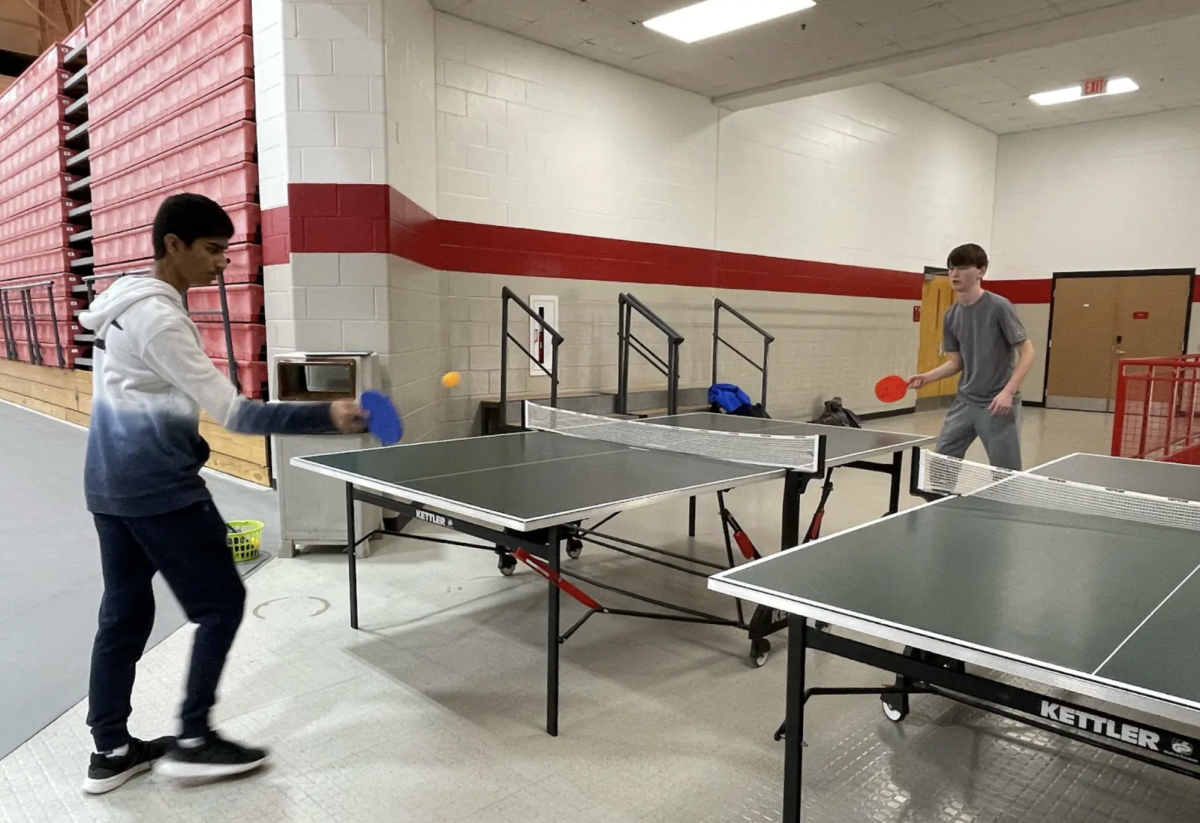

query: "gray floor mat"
(0, 400), (280, 759)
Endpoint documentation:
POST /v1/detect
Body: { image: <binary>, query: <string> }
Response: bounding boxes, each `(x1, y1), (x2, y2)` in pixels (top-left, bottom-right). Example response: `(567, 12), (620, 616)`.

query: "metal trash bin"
(271, 351), (384, 558)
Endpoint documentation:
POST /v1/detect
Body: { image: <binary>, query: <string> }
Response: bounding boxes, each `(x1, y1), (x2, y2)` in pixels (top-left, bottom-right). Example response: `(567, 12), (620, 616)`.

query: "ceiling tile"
(512, 20), (587, 50)
(585, 0), (682, 21)
(624, 42), (730, 76)
(1050, 0), (1130, 13)
(891, 12), (1200, 134)
(587, 25), (675, 60)
(898, 28), (976, 52)
(453, 1), (536, 32)
(943, 0), (1053, 26)
(866, 4), (972, 43)
(969, 6), (1062, 35)
(463, 0), (583, 25)
(823, 0), (945, 25)
(534, 2), (637, 39)
(568, 41), (636, 67)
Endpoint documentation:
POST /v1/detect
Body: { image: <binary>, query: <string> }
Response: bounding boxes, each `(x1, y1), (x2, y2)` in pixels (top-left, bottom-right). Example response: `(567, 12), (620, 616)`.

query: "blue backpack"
(708, 383), (769, 418)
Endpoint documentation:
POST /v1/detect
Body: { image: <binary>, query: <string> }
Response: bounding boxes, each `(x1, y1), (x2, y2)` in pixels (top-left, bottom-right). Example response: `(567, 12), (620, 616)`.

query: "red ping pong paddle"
(875, 375), (909, 403)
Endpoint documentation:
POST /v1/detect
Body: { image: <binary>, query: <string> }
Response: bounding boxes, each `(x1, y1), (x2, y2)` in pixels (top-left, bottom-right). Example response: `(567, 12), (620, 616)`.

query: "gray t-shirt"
(943, 290), (1028, 406)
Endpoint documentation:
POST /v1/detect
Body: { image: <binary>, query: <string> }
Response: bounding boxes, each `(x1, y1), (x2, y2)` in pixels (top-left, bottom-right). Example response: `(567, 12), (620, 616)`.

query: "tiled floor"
(4, 407), (1200, 823)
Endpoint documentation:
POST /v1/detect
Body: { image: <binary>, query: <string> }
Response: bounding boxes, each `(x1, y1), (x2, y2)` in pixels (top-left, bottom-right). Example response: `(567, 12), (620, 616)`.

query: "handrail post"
(550, 336), (561, 409)
(497, 287), (565, 432)
(711, 303), (720, 388)
(617, 296), (630, 415)
(761, 337), (771, 414)
(2, 292), (16, 360)
(711, 297), (775, 411)
(500, 293), (510, 429)
(47, 283), (65, 368)
(21, 289), (41, 366)
(668, 341), (679, 416)
(214, 271), (240, 393)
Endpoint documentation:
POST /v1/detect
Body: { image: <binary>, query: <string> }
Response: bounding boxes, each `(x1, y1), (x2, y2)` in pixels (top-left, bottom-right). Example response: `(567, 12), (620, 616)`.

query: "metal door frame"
(1044, 268), (1196, 412)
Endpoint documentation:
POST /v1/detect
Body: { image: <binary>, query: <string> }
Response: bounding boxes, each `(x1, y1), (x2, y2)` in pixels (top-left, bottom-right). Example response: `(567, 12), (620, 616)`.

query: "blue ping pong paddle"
(360, 389), (403, 445)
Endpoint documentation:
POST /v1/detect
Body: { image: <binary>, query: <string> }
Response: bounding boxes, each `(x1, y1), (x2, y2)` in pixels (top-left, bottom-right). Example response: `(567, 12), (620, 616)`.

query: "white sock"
(178, 737), (205, 749)
(101, 744), (129, 758)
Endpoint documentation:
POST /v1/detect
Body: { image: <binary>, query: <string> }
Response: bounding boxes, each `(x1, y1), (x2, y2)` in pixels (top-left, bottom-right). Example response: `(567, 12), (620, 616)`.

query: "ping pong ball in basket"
(442, 371), (461, 388)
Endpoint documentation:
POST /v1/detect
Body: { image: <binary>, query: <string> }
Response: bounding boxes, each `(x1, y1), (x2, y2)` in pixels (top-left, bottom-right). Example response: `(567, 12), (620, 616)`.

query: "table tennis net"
(524, 402), (822, 472)
(917, 451), (1200, 533)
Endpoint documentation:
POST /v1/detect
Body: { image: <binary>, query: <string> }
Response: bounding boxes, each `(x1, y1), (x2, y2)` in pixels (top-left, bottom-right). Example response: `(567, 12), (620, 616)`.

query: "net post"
(908, 447), (925, 497)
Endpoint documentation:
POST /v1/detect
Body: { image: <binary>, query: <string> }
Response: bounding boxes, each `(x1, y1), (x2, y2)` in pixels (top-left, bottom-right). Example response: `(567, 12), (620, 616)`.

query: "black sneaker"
(154, 732), (270, 780)
(83, 736), (173, 795)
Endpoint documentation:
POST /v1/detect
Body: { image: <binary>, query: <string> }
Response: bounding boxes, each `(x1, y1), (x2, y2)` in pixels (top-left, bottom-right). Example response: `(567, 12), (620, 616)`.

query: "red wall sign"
(1083, 77), (1109, 96)
(1133, 311), (1150, 319)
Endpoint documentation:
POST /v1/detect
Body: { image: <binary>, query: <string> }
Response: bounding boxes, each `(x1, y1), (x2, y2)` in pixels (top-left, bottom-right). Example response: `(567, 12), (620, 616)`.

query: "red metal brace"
(513, 548), (603, 610)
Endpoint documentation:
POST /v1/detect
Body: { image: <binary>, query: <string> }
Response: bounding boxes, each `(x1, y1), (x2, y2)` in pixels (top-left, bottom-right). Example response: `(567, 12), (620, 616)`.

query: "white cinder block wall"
(382, 0), (442, 442)
(993, 107), (1200, 394)
(258, 0), (446, 441)
(432, 15), (997, 434)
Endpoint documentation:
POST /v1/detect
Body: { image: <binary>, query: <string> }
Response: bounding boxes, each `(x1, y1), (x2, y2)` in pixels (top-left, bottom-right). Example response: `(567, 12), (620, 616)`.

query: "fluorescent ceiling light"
(643, 0), (816, 44)
(1029, 76), (1139, 106)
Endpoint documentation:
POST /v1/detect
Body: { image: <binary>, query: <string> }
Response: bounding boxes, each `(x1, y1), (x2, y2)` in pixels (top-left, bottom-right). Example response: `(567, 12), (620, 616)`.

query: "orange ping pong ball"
(442, 371), (461, 388)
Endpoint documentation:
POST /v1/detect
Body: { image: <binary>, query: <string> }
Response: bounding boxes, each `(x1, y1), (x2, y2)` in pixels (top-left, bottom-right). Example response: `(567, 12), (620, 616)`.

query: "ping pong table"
(708, 450), (1200, 822)
(291, 402), (932, 735)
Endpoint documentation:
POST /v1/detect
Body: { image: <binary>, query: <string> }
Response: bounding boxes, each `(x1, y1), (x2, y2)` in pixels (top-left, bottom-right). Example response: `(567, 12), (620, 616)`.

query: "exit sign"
(1083, 77), (1108, 96)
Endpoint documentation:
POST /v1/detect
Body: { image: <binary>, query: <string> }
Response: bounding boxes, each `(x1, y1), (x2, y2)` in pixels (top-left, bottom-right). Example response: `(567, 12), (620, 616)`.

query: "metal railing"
(0, 280), (66, 368)
(617, 293), (683, 416)
(82, 269), (241, 391)
(712, 298), (774, 412)
(499, 286), (564, 430)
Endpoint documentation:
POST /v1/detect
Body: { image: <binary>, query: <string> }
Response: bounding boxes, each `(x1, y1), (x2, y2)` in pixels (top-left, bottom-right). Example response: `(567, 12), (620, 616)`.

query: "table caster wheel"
(881, 694), (908, 722)
(567, 538), (583, 559)
(750, 638), (771, 668)
(498, 554), (517, 577)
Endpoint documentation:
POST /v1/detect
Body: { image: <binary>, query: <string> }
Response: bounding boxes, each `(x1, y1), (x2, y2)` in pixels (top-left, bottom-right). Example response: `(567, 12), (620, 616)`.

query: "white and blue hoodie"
(80, 276), (336, 517)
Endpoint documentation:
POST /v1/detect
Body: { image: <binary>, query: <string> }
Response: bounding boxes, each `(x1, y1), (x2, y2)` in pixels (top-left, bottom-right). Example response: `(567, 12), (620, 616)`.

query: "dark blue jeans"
(87, 500), (246, 751)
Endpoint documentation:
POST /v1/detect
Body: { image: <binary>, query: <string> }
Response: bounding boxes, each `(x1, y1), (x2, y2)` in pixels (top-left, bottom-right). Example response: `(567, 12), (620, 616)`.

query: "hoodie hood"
(79, 276), (182, 332)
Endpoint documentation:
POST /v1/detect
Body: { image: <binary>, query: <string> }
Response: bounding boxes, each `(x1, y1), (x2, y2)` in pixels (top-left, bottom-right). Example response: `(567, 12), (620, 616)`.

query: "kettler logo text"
(415, 511), (451, 528)
(1040, 701), (1159, 750)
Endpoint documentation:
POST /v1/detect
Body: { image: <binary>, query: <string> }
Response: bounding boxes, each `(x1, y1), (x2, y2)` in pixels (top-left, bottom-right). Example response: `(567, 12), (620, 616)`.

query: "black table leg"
(781, 470), (802, 549)
(547, 525), (561, 736)
(783, 617), (807, 822)
(346, 483), (359, 630)
(888, 450), (903, 514)
(688, 496), (697, 537)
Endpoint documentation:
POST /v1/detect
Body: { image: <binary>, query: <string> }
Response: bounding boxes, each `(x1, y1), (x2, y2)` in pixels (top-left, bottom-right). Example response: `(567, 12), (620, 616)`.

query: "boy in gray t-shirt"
(909, 244), (1036, 470)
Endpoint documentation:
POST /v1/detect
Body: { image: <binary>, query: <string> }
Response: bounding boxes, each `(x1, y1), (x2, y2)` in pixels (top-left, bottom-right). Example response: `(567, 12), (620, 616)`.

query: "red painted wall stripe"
(987, 279), (1053, 304)
(265, 182), (1030, 302)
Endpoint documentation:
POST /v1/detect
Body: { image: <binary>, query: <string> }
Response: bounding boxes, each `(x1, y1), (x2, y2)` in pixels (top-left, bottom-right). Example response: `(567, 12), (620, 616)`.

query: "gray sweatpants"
(936, 397), (1023, 471)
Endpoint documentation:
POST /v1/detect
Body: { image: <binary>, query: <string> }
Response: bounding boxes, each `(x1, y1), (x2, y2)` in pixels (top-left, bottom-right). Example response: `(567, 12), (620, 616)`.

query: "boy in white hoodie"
(79, 194), (364, 794)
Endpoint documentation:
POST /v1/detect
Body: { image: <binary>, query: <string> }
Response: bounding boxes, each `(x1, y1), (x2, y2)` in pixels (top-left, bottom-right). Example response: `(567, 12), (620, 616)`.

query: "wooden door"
(916, 273), (959, 400)
(1046, 278), (1120, 411)
(1046, 274), (1191, 411)
(1111, 275), (1192, 410)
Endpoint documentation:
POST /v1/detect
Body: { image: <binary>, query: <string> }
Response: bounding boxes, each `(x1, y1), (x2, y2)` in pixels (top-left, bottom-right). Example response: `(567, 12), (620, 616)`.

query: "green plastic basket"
(226, 520), (264, 563)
